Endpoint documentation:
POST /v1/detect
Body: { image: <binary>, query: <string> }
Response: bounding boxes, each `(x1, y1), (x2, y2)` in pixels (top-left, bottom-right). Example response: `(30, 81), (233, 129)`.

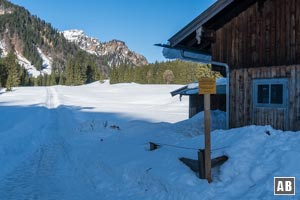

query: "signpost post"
(199, 77), (216, 183)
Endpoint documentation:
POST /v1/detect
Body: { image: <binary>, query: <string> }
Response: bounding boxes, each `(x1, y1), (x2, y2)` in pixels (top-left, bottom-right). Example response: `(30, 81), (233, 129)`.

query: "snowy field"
(0, 81), (299, 200)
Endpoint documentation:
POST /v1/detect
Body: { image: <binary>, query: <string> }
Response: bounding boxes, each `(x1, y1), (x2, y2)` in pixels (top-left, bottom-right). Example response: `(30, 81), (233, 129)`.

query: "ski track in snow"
(0, 85), (178, 200)
(0, 83), (193, 200)
(45, 87), (60, 109)
(0, 87), (103, 200)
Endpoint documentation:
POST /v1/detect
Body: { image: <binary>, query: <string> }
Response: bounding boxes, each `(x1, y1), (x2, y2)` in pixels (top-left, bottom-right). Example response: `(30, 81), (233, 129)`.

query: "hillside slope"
(0, 0), (147, 78)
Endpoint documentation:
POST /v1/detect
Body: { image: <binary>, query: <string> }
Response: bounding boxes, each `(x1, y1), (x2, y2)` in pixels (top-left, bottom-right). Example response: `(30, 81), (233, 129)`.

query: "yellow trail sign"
(198, 77), (216, 95)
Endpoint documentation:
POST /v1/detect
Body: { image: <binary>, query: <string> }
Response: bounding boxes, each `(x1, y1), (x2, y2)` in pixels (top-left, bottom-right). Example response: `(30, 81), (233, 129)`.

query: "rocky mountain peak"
(61, 29), (85, 42)
(62, 30), (148, 67)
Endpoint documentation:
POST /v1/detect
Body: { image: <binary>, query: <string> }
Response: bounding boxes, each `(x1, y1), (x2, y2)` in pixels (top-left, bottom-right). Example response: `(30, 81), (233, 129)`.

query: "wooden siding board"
(256, 3), (262, 67)
(270, 0), (276, 66)
(275, 0), (281, 65)
(280, 0), (286, 65)
(289, 66), (295, 129)
(296, 0), (300, 63)
(296, 68), (300, 130)
(291, 0), (296, 63)
(232, 19), (235, 66)
(252, 5), (258, 66)
(265, 1), (271, 66)
(243, 69), (248, 125)
(286, 0), (291, 65)
(246, 6), (251, 68)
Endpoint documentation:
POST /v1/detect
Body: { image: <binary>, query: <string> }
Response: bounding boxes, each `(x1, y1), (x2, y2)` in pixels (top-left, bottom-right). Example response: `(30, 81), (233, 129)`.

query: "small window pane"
(271, 84), (283, 104)
(258, 85), (270, 104)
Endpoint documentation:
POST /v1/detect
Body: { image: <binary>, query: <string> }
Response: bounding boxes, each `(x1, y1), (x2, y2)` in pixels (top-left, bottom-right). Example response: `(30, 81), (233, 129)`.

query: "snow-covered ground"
(16, 52), (41, 78)
(0, 81), (299, 200)
(0, 40), (8, 57)
(37, 47), (52, 75)
(16, 48), (52, 78)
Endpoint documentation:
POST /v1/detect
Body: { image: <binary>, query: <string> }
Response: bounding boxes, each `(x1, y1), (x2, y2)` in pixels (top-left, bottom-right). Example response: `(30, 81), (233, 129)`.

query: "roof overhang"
(168, 0), (234, 48)
(166, 0), (258, 57)
(171, 79), (227, 97)
(156, 43), (212, 62)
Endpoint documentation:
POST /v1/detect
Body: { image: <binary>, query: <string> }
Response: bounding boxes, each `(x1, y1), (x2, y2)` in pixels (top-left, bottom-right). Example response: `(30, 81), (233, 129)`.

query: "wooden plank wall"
(252, 108), (286, 130)
(230, 65), (300, 131)
(212, 0), (300, 69)
(189, 95), (204, 118)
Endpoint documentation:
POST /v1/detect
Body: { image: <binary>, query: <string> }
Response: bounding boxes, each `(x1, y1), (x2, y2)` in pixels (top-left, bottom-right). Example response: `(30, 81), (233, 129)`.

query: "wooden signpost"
(199, 77), (216, 183)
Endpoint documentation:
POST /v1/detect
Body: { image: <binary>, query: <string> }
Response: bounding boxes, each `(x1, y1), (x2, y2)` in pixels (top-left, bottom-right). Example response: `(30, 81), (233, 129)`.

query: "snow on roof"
(172, 78), (227, 96)
(187, 82), (198, 89)
(216, 77), (227, 85)
(162, 46), (212, 61)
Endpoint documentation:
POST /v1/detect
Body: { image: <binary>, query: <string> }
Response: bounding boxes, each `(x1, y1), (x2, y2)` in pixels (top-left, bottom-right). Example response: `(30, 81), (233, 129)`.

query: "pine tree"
(49, 71), (56, 85)
(19, 67), (30, 86)
(4, 52), (20, 91)
(0, 60), (7, 87)
(58, 72), (65, 85)
(36, 75), (43, 86)
(86, 65), (94, 84)
(109, 67), (117, 84)
(73, 62), (84, 85)
(65, 58), (74, 85)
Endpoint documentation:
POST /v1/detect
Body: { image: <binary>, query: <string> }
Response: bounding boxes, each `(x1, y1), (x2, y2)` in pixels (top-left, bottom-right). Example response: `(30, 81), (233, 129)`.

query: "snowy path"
(0, 87), (103, 199)
(0, 83), (193, 200)
(45, 87), (59, 109)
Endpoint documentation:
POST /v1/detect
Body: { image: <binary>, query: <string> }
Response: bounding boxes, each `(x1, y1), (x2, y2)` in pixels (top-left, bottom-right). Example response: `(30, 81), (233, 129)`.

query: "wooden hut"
(163, 0), (300, 131)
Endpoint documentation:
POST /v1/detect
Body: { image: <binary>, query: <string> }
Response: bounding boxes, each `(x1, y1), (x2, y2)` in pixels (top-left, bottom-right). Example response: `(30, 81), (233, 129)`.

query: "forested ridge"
(110, 60), (221, 85)
(0, 0), (107, 89)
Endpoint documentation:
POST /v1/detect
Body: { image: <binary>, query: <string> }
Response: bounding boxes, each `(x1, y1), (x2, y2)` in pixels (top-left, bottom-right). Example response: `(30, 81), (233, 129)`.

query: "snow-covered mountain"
(0, 0), (98, 78)
(62, 30), (148, 67)
(0, 0), (149, 79)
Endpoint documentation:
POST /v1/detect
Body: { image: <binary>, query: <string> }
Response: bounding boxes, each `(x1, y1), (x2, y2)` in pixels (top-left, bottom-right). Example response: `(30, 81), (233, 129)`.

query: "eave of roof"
(171, 78), (227, 97)
(168, 0), (234, 47)
(171, 84), (226, 96)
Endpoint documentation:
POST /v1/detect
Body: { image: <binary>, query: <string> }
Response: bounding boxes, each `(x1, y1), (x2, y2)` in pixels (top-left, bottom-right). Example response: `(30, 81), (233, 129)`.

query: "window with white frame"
(253, 79), (288, 108)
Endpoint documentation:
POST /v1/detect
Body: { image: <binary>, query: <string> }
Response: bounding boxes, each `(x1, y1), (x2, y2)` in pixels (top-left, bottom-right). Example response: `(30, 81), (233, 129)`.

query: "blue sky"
(9, 0), (216, 63)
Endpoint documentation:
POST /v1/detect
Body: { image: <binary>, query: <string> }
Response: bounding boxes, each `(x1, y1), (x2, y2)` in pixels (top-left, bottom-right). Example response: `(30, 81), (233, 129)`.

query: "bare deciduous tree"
(163, 69), (175, 84)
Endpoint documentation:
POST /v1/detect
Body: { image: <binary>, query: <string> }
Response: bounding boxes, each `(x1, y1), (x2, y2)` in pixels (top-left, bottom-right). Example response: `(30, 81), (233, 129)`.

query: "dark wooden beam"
(187, 38), (197, 48)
